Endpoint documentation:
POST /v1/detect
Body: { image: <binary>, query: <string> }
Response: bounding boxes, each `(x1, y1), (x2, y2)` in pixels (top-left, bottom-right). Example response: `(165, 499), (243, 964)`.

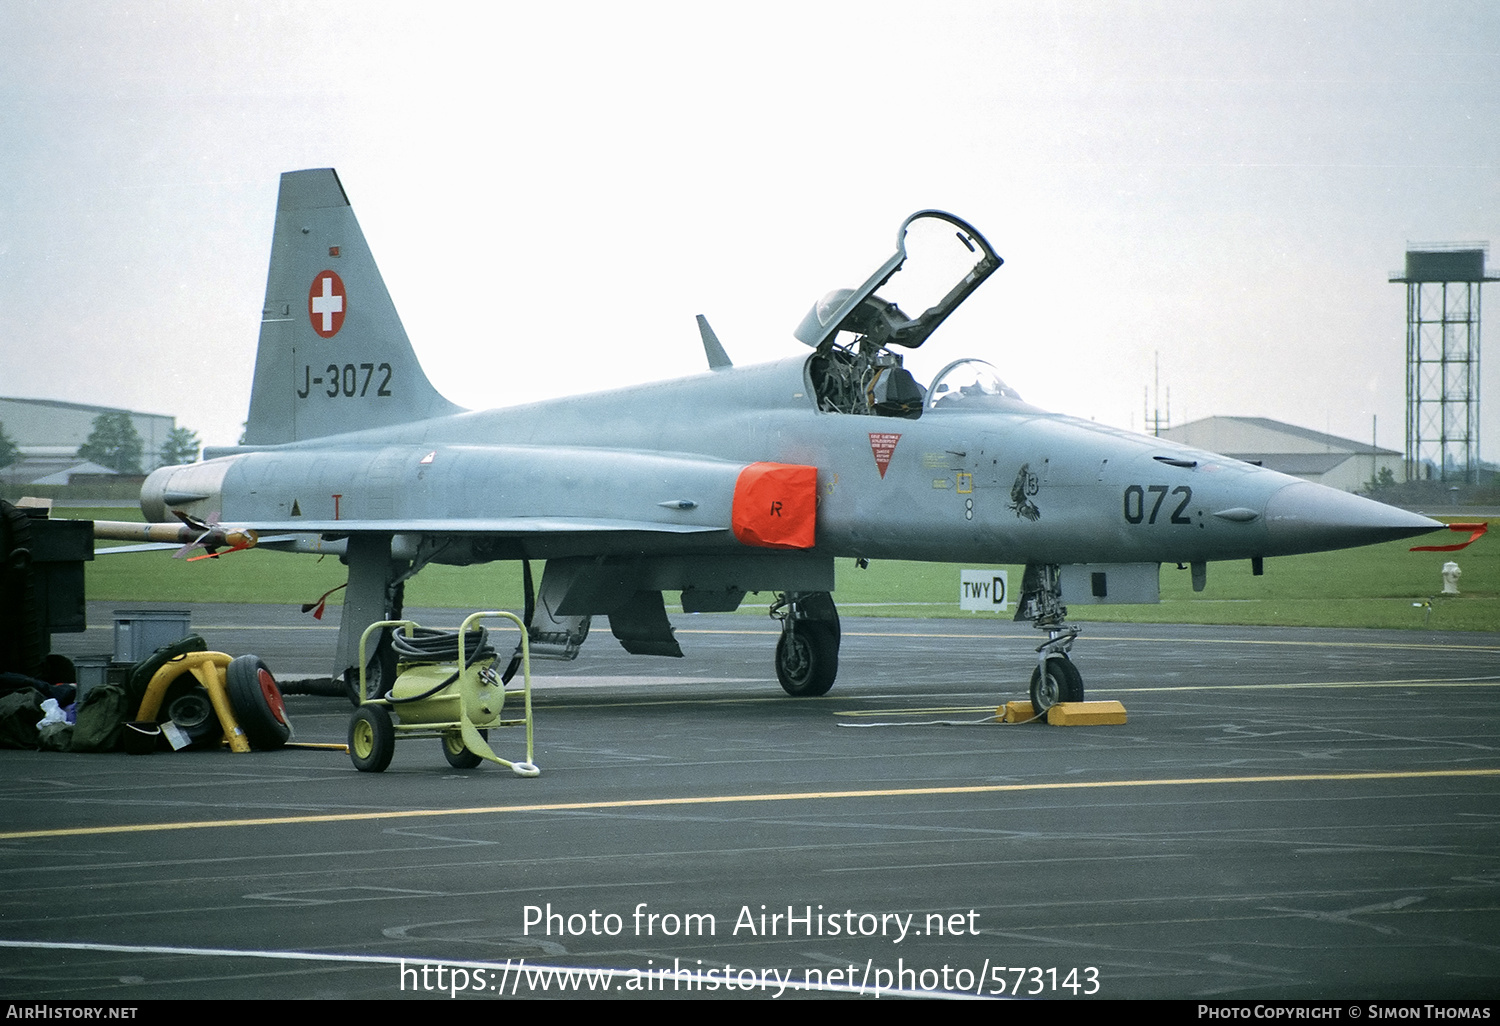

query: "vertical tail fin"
(243, 169), (462, 444)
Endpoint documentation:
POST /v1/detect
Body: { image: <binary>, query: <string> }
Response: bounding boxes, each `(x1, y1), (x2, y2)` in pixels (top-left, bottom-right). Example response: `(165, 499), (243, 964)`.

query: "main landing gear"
(770, 591), (841, 697)
(1015, 564), (1085, 718)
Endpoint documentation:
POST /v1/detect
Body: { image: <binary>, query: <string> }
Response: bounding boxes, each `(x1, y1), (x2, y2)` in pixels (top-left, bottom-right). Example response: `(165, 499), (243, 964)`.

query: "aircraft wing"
(144, 448), (822, 560)
(232, 518), (726, 535)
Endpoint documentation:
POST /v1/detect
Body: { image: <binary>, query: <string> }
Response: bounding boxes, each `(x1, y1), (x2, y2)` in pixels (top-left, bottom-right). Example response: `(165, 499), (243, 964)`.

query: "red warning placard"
(732, 462), (817, 549)
(869, 432), (901, 478)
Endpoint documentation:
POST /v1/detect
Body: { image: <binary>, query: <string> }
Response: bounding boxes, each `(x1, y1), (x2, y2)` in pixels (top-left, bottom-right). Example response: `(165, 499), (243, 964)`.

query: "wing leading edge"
(143, 449), (821, 556)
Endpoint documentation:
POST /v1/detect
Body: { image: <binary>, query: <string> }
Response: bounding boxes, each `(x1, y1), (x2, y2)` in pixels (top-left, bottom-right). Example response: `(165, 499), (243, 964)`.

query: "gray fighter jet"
(137, 169), (1441, 713)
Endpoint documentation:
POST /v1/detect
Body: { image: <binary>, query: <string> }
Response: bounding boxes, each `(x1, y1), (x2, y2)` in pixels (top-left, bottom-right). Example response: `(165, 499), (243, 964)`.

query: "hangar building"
(0, 396), (177, 485)
(1159, 416), (1401, 493)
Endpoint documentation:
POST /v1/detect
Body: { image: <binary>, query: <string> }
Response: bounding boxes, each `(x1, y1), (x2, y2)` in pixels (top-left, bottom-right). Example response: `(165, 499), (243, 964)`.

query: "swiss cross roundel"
(308, 271), (347, 338)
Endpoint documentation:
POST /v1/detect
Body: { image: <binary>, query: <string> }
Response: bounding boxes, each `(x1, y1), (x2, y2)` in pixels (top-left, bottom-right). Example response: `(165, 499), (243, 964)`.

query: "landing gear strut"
(770, 591), (840, 697)
(336, 533), (409, 706)
(1015, 564), (1084, 717)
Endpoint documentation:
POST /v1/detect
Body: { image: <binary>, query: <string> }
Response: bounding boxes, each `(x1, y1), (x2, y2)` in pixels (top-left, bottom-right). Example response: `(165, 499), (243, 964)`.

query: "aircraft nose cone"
(1263, 481), (1443, 556)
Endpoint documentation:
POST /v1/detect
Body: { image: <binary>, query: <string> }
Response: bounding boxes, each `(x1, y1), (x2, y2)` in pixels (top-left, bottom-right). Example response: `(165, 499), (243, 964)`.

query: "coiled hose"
(383, 626), (496, 704)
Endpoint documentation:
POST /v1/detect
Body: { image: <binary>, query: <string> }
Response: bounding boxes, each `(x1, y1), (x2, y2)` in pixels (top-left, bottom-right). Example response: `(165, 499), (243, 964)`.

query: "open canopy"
(792, 210), (1002, 353)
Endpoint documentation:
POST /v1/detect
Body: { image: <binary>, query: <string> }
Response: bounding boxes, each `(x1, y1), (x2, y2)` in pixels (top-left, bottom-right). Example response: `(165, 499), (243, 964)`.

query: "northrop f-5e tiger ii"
(131, 169), (1443, 714)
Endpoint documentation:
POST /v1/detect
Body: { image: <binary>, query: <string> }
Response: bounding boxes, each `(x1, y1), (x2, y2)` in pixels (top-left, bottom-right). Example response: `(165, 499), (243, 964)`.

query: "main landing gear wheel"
(776, 622), (838, 697)
(442, 729), (487, 769)
(1029, 657), (1084, 719)
(349, 705), (395, 773)
(226, 654), (291, 750)
(344, 629), (399, 707)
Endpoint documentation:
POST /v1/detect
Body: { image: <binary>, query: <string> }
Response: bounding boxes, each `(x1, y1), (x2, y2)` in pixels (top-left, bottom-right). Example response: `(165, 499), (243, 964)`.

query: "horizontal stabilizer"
(94, 541), (185, 555)
(97, 534), (299, 555)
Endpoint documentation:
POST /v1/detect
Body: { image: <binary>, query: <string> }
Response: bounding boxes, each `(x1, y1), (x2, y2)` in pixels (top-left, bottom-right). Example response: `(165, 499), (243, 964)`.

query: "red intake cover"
(732, 463), (817, 549)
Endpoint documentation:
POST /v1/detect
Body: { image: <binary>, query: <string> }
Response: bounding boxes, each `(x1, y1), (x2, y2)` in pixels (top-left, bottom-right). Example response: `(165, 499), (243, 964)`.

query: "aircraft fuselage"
(150, 353), (1416, 570)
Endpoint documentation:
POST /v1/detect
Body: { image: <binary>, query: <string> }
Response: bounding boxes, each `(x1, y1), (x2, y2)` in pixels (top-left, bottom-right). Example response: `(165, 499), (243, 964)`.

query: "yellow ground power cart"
(348, 611), (538, 776)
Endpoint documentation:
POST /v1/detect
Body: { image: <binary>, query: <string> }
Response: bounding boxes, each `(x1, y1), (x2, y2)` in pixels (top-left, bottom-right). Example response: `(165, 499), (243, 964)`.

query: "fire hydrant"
(1441, 561), (1462, 595)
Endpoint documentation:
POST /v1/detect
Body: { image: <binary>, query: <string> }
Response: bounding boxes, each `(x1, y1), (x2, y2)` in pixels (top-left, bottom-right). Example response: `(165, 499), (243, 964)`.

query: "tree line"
(0, 413), (199, 474)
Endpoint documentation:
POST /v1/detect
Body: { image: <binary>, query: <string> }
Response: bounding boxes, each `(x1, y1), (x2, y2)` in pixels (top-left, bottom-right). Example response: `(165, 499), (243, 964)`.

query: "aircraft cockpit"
(797, 210), (1002, 419)
(925, 358), (1024, 410)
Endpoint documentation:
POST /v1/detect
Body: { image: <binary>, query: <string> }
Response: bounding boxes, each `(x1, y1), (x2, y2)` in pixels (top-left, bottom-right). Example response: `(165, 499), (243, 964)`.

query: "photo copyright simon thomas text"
(1198, 1007), (1492, 1020)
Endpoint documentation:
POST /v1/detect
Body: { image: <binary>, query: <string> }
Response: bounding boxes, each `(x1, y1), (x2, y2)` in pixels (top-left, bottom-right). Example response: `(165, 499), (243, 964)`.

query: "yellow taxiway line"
(4, 767), (1498, 842)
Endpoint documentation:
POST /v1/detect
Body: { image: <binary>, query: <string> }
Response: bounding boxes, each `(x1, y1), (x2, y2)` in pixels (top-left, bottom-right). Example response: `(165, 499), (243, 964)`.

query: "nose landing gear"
(1029, 628), (1083, 718)
(1016, 564), (1085, 718)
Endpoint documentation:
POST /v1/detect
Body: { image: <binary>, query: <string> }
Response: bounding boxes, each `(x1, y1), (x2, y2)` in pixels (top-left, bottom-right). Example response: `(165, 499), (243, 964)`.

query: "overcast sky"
(2, 1), (1496, 460)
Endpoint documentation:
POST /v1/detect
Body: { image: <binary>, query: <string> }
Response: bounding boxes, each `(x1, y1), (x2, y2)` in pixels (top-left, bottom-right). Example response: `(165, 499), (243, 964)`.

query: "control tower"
(1390, 246), (1497, 483)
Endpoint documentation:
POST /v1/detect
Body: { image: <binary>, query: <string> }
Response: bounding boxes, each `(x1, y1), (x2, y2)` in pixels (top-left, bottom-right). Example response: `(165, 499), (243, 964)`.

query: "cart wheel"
(349, 706), (395, 772)
(226, 655), (291, 750)
(442, 729), (487, 769)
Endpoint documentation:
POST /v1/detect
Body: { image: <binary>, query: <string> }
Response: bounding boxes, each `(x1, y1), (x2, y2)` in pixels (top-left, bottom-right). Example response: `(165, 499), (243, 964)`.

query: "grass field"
(63, 508), (1497, 632)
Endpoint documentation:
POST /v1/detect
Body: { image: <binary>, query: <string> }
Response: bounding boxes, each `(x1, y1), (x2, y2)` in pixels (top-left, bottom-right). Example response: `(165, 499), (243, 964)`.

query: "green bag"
(0, 690), (42, 749)
(38, 721), (73, 752)
(71, 683), (130, 753)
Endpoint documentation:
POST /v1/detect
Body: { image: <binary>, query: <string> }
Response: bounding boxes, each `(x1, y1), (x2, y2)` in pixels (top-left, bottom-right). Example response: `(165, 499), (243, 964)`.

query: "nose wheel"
(1029, 653), (1083, 718)
(1015, 563), (1086, 719)
(1027, 614), (1083, 718)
